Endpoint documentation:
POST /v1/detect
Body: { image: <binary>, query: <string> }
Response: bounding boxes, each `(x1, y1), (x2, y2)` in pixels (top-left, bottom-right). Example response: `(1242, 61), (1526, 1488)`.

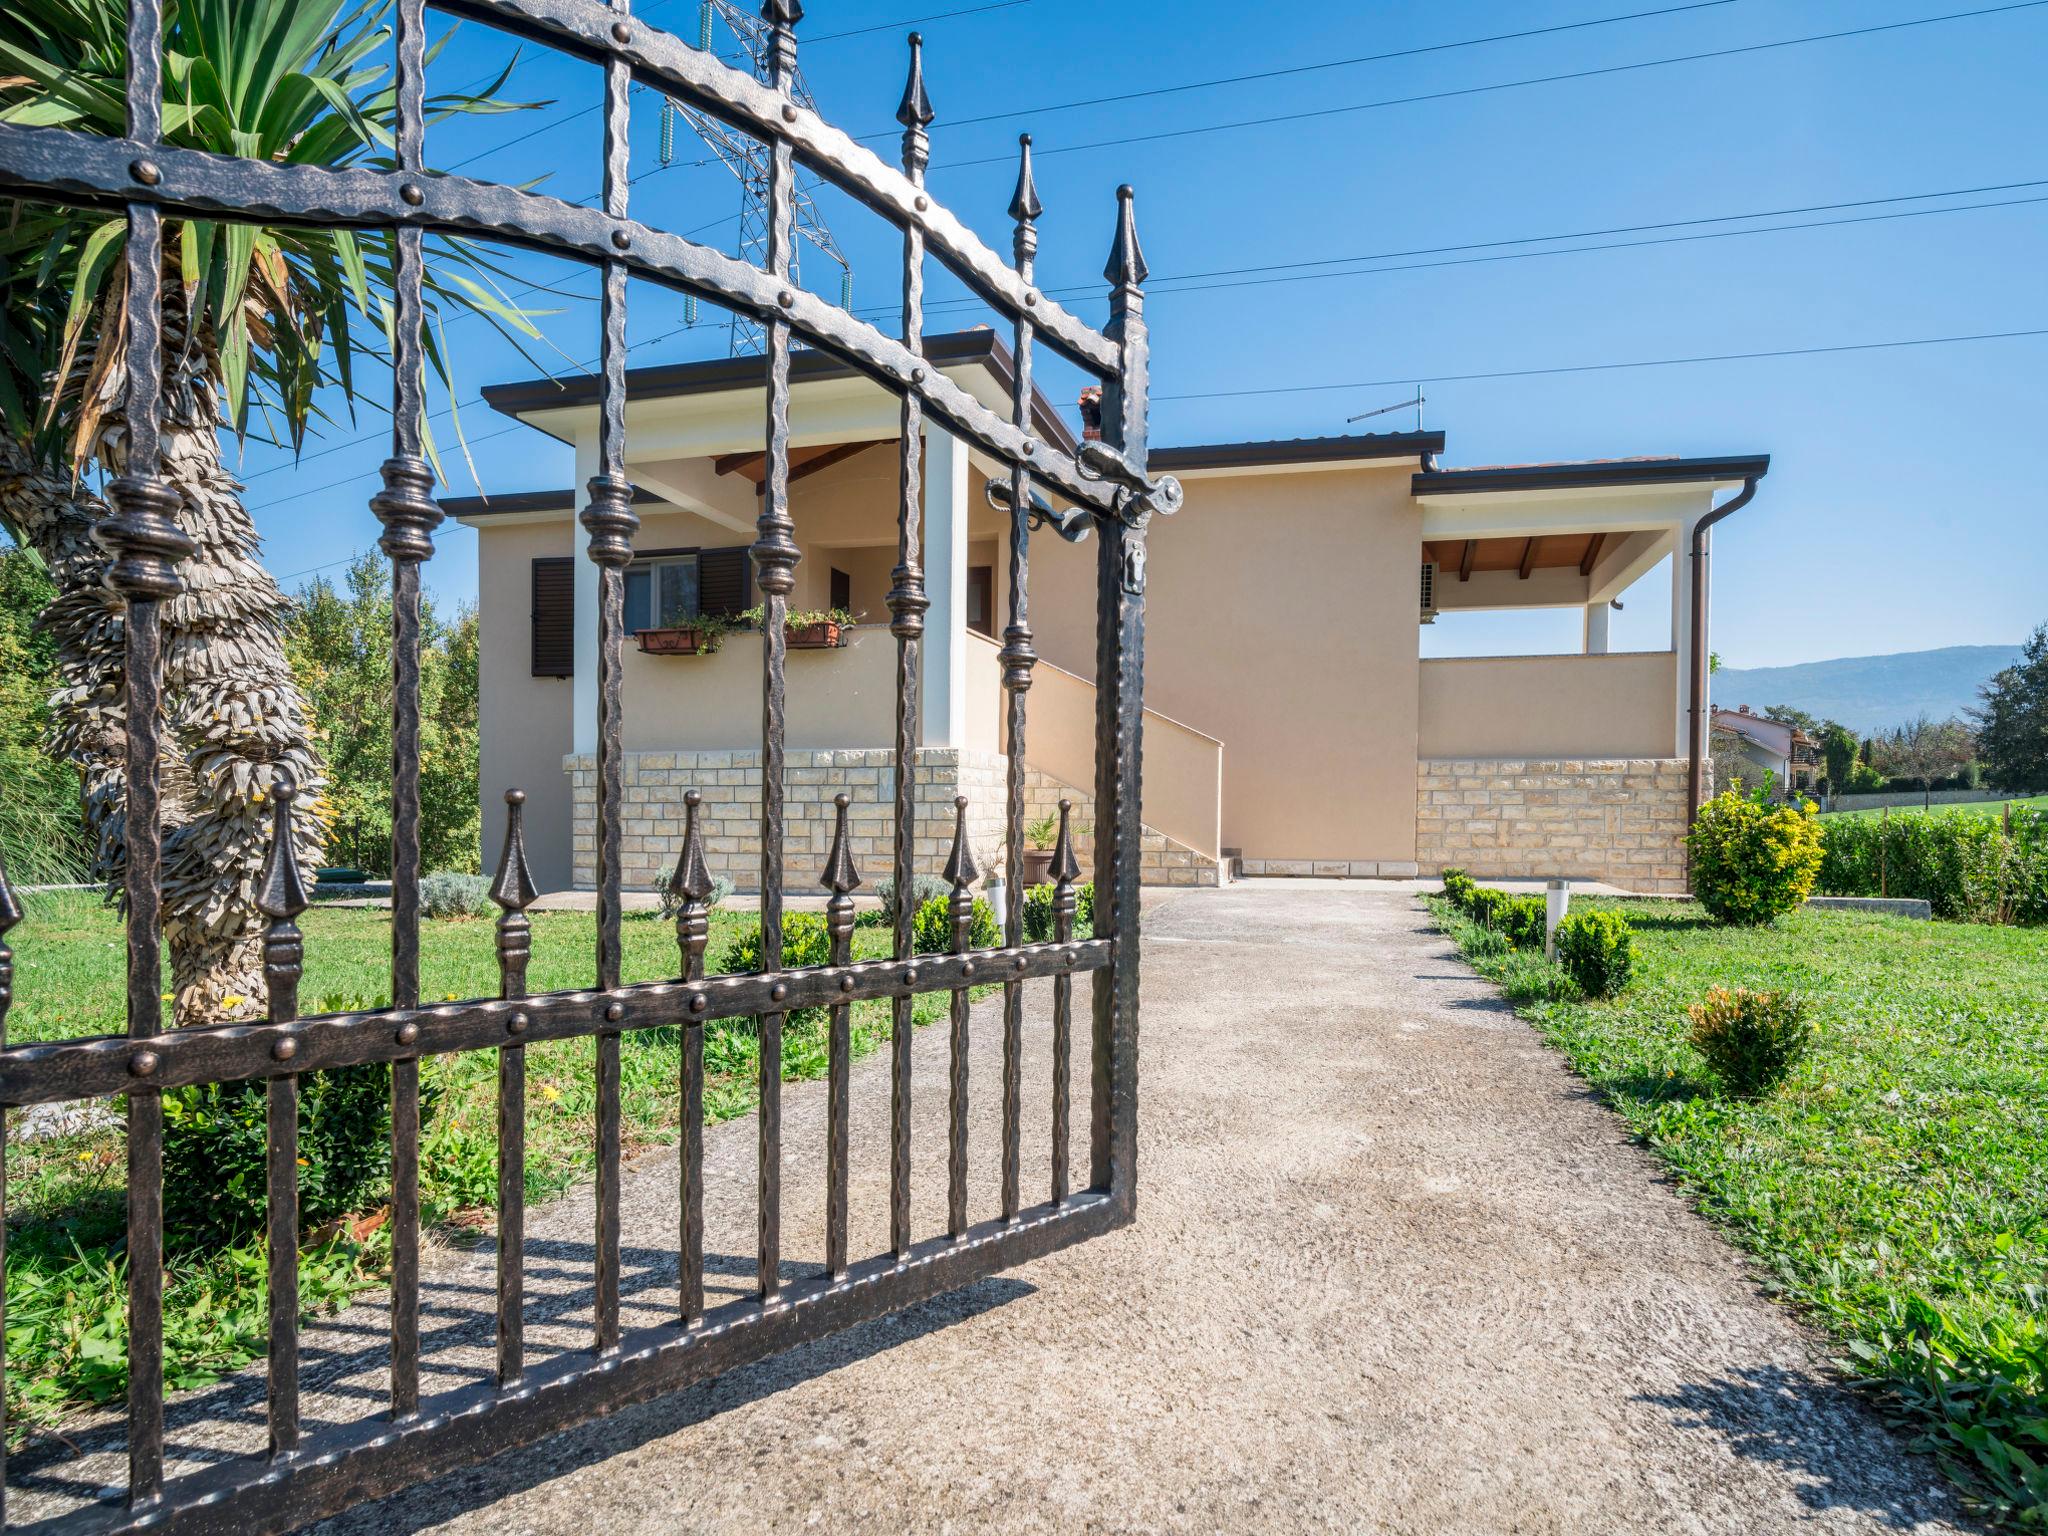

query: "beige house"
(449, 331), (1767, 897)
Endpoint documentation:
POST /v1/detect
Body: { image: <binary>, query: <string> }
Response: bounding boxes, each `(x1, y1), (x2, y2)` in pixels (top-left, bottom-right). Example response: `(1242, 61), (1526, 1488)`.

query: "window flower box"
(636, 625), (720, 656)
(786, 619), (845, 650)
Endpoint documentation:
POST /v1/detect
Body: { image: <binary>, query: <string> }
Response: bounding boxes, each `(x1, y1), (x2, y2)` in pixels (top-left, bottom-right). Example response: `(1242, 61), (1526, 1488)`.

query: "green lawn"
(1430, 896), (2048, 1525)
(3, 892), (965, 1438)
(1822, 794), (2048, 820)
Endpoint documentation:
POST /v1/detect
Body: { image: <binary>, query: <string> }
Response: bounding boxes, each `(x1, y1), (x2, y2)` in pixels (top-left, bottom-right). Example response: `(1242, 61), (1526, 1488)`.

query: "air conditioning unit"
(1419, 560), (1439, 624)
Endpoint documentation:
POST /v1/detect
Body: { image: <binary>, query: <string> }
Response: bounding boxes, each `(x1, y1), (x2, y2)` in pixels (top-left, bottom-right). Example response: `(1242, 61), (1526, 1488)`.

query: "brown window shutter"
(531, 557), (575, 677)
(698, 546), (753, 619)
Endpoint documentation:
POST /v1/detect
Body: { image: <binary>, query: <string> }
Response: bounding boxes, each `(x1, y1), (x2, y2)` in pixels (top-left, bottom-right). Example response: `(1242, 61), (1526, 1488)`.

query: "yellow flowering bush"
(1686, 788), (1824, 926)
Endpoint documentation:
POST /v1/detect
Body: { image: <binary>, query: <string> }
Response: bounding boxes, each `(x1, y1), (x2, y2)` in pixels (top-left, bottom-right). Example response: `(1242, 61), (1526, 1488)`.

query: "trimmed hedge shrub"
(1499, 895), (1547, 949)
(1687, 986), (1813, 1097)
(1687, 789), (1824, 926)
(1554, 908), (1636, 997)
(1440, 867), (1476, 910)
(1022, 880), (1096, 943)
(1819, 807), (2048, 924)
(723, 913), (834, 1031)
(874, 873), (948, 920)
(912, 892), (998, 954)
(1465, 886), (1510, 930)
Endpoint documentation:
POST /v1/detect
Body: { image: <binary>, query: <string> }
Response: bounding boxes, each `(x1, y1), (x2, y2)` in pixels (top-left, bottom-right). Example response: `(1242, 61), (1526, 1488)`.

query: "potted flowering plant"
(739, 605), (857, 649)
(635, 611), (733, 656)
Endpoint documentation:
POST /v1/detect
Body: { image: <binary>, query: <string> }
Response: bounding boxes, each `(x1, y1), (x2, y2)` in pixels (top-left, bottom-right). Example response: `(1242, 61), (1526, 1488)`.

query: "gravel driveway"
(17, 883), (1974, 1533)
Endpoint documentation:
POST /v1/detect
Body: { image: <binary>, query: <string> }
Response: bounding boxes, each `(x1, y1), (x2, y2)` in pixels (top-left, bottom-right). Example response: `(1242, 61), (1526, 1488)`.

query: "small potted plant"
(636, 611), (731, 656)
(1023, 814), (1060, 886)
(738, 604), (856, 649)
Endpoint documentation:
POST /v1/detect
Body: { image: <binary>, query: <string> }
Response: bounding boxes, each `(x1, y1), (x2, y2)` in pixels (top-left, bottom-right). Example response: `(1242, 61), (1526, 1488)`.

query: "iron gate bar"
(0, 859), (17, 1522)
(0, 125), (1128, 514)
(886, 29), (934, 1263)
(668, 791), (715, 1324)
(0, 0), (1183, 1525)
(258, 777), (313, 1461)
(489, 789), (540, 1386)
(821, 794), (861, 1279)
(998, 131), (1043, 1226)
(0, 941), (1114, 1108)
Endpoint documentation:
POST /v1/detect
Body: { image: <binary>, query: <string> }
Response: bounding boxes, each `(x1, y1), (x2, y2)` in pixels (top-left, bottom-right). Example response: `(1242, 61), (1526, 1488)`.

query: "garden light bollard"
(1545, 878), (1571, 961)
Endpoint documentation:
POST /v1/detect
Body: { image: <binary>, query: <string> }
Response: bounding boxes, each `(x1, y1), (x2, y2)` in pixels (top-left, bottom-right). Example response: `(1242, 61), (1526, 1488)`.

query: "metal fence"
(0, 1), (1179, 1529)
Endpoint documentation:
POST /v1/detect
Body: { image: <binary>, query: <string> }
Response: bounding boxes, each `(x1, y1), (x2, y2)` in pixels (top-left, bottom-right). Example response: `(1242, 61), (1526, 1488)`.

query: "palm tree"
(0, 0), (545, 1022)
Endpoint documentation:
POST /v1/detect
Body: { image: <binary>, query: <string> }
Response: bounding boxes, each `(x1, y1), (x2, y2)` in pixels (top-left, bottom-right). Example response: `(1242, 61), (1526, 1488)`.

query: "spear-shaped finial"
(492, 788), (539, 998)
(1051, 798), (1081, 888)
(944, 793), (979, 951)
(0, 846), (23, 1044)
(670, 788), (715, 982)
(1009, 133), (1042, 226)
(257, 771), (310, 1024)
(821, 792), (862, 900)
(821, 792), (861, 965)
(1104, 183), (1148, 290)
(897, 31), (935, 177)
(898, 32), (935, 131)
(1010, 133), (1042, 274)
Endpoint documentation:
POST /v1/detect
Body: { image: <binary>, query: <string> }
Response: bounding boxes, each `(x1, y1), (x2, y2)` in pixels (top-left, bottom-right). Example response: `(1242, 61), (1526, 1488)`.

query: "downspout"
(1686, 474), (1762, 829)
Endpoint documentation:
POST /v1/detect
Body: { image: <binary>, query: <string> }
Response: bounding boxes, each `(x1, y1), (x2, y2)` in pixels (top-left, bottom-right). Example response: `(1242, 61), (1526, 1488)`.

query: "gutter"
(1685, 468), (1767, 830)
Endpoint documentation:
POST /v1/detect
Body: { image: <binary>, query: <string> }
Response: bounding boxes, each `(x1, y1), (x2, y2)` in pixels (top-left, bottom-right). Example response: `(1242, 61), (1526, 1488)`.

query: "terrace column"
(1583, 602), (1611, 655)
(920, 424), (970, 747)
(1673, 513), (1708, 760)
(572, 432), (601, 758)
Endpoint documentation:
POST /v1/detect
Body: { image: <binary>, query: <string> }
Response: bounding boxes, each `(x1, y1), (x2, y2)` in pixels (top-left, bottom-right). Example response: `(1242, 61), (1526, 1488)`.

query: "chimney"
(1078, 385), (1102, 441)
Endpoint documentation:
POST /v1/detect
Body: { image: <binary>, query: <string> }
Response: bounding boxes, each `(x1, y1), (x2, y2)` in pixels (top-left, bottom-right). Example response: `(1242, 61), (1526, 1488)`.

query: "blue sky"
(233, 0), (2047, 668)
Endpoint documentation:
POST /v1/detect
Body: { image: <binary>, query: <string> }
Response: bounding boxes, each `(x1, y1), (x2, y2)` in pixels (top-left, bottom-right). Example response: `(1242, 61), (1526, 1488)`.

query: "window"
(966, 565), (994, 637)
(830, 566), (851, 612)
(625, 555), (701, 633)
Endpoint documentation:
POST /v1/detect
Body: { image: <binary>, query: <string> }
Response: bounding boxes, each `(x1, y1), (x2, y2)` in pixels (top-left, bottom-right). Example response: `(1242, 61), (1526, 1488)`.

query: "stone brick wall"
(1415, 757), (1690, 894)
(566, 748), (1219, 894)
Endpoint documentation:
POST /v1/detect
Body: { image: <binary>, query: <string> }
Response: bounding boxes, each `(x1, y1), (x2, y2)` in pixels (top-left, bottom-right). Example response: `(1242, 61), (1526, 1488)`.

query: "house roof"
(1150, 431), (1442, 473)
(1412, 454), (1769, 496)
(481, 328), (1080, 456)
(440, 485), (665, 519)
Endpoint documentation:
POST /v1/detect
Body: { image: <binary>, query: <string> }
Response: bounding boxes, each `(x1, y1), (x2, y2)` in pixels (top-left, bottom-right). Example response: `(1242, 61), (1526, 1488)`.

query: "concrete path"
(15, 886), (1970, 1532)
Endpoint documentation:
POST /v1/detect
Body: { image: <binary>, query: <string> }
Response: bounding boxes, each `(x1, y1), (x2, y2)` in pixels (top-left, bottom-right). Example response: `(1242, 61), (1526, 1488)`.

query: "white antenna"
(1347, 386), (1425, 428)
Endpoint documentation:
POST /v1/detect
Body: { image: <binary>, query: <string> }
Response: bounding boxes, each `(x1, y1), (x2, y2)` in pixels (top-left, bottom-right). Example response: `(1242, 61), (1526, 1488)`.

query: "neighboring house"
(449, 331), (1767, 897)
(1710, 706), (1819, 794)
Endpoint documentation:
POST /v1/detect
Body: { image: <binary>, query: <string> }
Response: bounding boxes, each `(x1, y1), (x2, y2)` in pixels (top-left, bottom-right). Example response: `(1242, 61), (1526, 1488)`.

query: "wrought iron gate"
(0, 1), (1179, 1530)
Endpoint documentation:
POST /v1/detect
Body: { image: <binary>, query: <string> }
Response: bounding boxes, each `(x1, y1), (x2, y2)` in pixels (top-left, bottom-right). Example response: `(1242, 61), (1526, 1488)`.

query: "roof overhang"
(481, 328), (1077, 460)
(1151, 431), (1443, 479)
(1412, 454), (1769, 500)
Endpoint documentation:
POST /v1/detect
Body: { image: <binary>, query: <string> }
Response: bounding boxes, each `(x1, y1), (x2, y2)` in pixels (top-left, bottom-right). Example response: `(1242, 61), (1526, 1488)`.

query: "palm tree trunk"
(53, 295), (327, 1025)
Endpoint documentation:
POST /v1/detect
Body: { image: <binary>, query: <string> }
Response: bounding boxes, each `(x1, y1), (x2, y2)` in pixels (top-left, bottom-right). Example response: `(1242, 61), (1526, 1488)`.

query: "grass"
(1429, 894), (2048, 1526)
(3, 890), (964, 1442)
(1822, 794), (2048, 821)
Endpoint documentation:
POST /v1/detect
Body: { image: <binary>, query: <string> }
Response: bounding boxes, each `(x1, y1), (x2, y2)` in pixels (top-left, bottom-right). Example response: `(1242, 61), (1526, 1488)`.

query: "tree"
(1, 0), (538, 1022)
(1761, 704), (1820, 736)
(1870, 716), (1977, 808)
(285, 555), (479, 877)
(1972, 624), (2048, 791)
(1818, 721), (1858, 793)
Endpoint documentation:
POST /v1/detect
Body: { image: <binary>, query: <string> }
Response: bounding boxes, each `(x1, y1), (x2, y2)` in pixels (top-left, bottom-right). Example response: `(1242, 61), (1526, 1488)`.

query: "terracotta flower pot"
(636, 626), (714, 655)
(786, 621), (844, 649)
(1023, 847), (1056, 887)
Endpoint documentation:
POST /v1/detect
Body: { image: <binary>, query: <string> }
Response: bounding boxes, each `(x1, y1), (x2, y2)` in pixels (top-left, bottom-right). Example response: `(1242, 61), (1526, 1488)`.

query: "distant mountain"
(1714, 645), (2024, 734)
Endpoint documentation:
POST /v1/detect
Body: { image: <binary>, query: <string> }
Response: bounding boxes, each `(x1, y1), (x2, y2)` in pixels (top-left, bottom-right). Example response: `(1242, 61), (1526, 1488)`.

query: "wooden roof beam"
(1579, 531), (1606, 577)
(1518, 536), (1538, 580)
(1458, 539), (1476, 582)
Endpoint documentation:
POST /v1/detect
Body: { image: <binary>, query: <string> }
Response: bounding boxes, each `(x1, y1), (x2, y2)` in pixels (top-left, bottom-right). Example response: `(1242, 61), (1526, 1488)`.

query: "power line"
(886, 0), (1737, 138)
(886, 178), (2048, 316)
(1153, 328), (2048, 402)
(239, 173), (2048, 493)
(933, 1), (2048, 171)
